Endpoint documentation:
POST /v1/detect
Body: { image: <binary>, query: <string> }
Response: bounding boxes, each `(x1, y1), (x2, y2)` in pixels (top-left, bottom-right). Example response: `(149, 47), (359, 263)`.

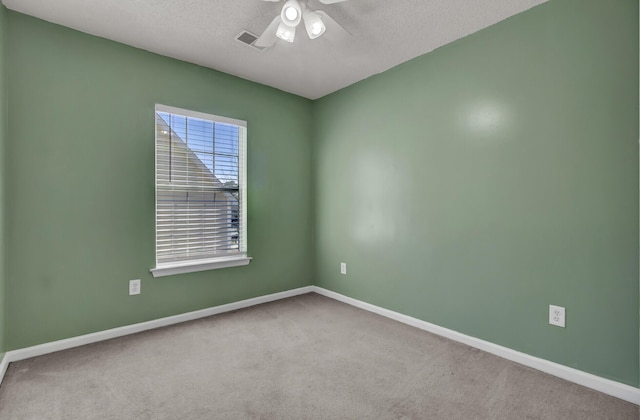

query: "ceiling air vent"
(235, 30), (266, 52)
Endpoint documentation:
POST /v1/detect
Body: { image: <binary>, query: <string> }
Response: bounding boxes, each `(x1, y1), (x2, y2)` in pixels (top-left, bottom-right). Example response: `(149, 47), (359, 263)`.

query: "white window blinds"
(154, 105), (247, 266)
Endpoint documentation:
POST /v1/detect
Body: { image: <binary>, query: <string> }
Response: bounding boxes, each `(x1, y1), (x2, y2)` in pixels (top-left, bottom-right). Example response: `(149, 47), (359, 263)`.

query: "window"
(150, 105), (250, 277)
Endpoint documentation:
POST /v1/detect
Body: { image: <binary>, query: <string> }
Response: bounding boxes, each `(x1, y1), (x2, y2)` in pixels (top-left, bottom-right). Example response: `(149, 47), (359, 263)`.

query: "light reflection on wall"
(349, 150), (404, 244)
(463, 100), (512, 141)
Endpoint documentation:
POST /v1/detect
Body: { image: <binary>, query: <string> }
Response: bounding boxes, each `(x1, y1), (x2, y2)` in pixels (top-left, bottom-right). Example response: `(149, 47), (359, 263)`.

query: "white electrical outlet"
(549, 305), (565, 328)
(129, 279), (141, 296)
(340, 262), (347, 275)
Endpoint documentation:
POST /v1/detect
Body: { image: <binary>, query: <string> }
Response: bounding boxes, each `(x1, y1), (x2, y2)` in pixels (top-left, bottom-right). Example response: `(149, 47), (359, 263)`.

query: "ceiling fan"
(255, 0), (350, 48)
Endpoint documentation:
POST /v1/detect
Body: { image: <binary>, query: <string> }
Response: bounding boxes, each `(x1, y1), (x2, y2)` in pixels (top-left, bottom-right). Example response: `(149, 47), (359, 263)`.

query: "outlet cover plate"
(129, 279), (141, 295)
(549, 305), (565, 328)
(340, 262), (347, 275)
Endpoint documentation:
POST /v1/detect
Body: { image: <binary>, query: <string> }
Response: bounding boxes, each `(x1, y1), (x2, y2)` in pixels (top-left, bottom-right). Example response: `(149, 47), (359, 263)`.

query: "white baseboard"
(310, 286), (640, 406)
(0, 284), (638, 407)
(0, 353), (9, 386)
(0, 285), (314, 385)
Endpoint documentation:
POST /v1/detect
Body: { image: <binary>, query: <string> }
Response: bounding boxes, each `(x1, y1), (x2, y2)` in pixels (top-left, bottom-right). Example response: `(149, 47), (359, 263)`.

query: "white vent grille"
(235, 30), (266, 52)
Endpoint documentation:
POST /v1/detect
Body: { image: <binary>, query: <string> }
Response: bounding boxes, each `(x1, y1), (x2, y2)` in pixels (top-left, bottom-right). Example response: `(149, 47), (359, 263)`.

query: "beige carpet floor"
(0, 293), (637, 419)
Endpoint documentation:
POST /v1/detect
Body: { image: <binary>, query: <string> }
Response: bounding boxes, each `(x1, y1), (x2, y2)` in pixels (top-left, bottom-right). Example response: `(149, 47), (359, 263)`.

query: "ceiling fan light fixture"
(303, 10), (326, 39)
(280, 0), (302, 27)
(276, 21), (296, 43)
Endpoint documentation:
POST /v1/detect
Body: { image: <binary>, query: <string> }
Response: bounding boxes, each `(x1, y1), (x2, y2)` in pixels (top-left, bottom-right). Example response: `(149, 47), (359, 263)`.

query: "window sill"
(150, 255), (252, 278)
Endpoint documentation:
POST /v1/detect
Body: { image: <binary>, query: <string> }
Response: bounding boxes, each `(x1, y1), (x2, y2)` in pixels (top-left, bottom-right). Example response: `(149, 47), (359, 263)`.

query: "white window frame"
(150, 104), (251, 277)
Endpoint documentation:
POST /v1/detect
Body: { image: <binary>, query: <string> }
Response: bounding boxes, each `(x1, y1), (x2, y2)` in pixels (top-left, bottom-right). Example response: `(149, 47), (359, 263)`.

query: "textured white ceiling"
(2, 0), (547, 99)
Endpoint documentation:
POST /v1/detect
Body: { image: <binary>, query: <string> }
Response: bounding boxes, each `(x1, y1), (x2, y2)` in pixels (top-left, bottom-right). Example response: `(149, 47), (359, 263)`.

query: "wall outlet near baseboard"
(340, 262), (347, 275)
(549, 305), (565, 328)
(129, 279), (141, 295)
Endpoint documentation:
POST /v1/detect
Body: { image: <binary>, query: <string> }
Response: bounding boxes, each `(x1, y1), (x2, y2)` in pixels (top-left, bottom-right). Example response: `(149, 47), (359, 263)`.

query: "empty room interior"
(0, 0), (639, 418)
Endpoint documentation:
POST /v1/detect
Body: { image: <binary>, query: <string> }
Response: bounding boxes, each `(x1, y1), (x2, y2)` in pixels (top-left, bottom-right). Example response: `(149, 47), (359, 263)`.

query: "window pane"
(155, 106), (246, 265)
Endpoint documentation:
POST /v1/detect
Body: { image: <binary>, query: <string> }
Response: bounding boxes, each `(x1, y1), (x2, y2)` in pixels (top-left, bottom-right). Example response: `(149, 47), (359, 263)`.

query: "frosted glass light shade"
(276, 22), (296, 42)
(280, 0), (302, 27)
(303, 10), (325, 39)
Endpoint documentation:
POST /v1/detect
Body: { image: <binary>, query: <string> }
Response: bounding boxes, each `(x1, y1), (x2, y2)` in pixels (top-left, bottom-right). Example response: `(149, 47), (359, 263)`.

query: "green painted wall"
(3, 0), (639, 389)
(0, 4), (6, 359)
(5, 12), (314, 349)
(314, 0), (639, 386)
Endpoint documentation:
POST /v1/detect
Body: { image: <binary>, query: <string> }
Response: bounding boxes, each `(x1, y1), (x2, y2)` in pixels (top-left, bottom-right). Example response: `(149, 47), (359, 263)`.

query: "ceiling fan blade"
(255, 16), (282, 48)
(315, 10), (350, 40)
(317, 0), (350, 4)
